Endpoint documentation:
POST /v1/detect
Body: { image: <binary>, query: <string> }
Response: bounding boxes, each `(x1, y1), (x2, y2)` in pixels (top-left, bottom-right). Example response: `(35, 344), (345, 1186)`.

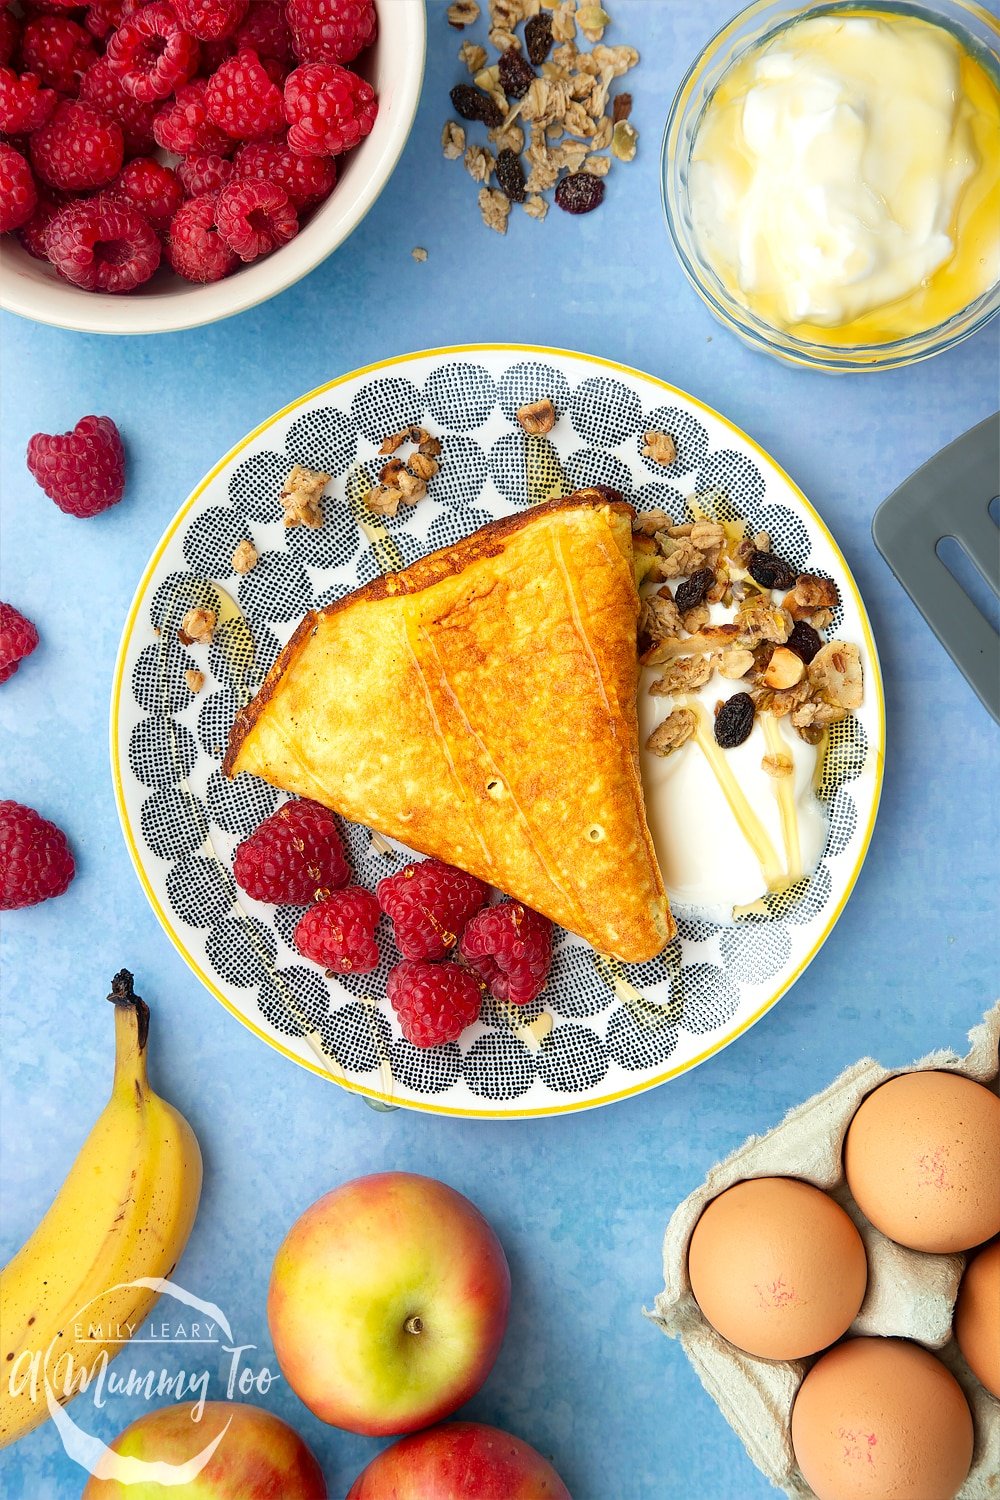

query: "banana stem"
(108, 969), (151, 1099)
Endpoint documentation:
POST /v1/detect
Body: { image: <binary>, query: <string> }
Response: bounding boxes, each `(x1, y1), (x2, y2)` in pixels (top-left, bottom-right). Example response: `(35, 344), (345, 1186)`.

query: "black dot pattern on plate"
(256, 964), (329, 1037)
(321, 1001), (392, 1074)
(285, 406), (357, 477)
(823, 786), (857, 858)
(569, 376), (642, 448)
(546, 940), (614, 1019)
(675, 964), (739, 1034)
(389, 1038), (462, 1095)
(356, 529), (420, 584)
(427, 435), (488, 508)
(149, 571), (221, 631)
(537, 1023), (608, 1092)
(719, 924), (791, 985)
(465, 1032), (536, 1099)
(606, 1006), (678, 1071)
(423, 363), (497, 430)
(129, 717), (197, 789)
(197, 689), (238, 759)
(237, 552), (311, 623)
(205, 913), (277, 987)
(228, 450), (292, 522)
(349, 377), (425, 444)
(140, 785), (208, 861)
(285, 507), (363, 570)
(125, 354), (873, 1110)
(632, 482), (690, 525)
(696, 449), (766, 523)
(166, 853), (236, 928)
(637, 405), (708, 476)
(426, 507), (494, 553)
(497, 360), (570, 425)
(183, 507), (252, 578)
(131, 641), (199, 717)
(817, 716), (867, 798)
(564, 448), (633, 499)
(758, 505), (811, 571)
(206, 766), (277, 837)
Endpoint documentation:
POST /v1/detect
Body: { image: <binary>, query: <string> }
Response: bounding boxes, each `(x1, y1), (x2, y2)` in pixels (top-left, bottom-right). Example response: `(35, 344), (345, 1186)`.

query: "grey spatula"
(872, 413), (1000, 723)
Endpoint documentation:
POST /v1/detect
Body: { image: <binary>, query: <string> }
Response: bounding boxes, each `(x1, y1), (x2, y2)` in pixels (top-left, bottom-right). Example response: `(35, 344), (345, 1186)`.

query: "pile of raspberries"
(233, 797), (555, 1049)
(0, 0), (378, 290)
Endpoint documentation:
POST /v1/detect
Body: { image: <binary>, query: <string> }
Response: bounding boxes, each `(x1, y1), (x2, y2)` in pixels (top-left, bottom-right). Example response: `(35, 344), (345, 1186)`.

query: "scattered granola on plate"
(443, 0), (639, 232)
(363, 427), (441, 518)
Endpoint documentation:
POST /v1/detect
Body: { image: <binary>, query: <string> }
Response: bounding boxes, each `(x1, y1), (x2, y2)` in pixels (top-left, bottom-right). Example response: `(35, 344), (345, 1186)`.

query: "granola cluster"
(443, 0), (638, 233)
(636, 513), (864, 756)
(363, 427), (442, 518)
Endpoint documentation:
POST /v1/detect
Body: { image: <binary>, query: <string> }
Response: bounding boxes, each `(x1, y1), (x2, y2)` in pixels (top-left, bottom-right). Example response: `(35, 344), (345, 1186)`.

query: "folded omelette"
(224, 489), (674, 963)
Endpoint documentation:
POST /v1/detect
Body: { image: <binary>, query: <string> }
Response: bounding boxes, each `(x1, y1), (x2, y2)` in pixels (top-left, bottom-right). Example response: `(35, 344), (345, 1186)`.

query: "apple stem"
(404, 1315), (423, 1336)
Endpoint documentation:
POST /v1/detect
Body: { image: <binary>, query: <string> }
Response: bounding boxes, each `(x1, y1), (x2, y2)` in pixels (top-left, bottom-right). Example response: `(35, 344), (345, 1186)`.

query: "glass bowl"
(661, 0), (1000, 372)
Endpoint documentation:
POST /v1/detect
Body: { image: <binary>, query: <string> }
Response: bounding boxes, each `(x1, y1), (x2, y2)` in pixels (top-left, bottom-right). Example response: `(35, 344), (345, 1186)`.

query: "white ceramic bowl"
(0, 0), (426, 335)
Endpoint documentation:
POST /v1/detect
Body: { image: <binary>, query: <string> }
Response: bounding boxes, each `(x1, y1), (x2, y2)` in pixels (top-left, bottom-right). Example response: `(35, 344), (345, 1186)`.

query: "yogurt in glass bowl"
(662, 1), (1000, 370)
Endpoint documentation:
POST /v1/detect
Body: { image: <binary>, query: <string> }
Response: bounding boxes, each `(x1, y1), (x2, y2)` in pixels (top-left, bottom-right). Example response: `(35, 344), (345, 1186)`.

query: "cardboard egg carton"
(649, 1004), (1000, 1498)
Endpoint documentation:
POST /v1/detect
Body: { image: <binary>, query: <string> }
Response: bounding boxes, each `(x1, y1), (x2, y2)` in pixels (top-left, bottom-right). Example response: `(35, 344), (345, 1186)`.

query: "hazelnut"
(762, 646), (806, 690)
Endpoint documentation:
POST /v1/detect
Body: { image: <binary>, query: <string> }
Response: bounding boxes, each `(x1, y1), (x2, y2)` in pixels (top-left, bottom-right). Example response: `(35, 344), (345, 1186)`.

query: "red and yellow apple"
(267, 1172), (511, 1436)
(81, 1401), (325, 1498)
(347, 1421), (572, 1499)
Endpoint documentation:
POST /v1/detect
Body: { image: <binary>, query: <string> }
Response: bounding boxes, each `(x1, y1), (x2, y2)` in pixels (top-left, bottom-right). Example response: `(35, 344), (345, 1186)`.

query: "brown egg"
(843, 1070), (1000, 1253)
(791, 1338), (974, 1500)
(687, 1176), (867, 1360)
(954, 1239), (1000, 1398)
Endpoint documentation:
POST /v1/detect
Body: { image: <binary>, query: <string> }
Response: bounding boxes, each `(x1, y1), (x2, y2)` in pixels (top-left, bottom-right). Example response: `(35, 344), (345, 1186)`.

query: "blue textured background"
(1, 2), (998, 1496)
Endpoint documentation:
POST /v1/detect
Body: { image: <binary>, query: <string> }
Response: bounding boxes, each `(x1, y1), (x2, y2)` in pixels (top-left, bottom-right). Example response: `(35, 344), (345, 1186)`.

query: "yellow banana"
(0, 970), (202, 1447)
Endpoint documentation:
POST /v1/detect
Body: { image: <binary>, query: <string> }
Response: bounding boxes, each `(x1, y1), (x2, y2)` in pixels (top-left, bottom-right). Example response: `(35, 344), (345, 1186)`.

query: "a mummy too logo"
(7, 1278), (279, 1482)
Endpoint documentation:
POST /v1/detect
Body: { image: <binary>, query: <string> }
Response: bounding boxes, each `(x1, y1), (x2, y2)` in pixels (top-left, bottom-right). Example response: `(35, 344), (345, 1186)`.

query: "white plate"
(111, 345), (885, 1118)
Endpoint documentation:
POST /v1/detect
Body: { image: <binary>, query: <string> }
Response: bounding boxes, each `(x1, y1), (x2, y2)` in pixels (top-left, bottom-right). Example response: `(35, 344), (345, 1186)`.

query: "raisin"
(495, 147), (526, 202)
(449, 83), (504, 129)
(555, 171), (605, 215)
(612, 92), (632, 122)
(524, 11), (553, 64)
(747, 548), (796, 592)
(498, 48), (534, 100)
(786, 619), (822, 664)
(674, 567), (714, 614)
(714, 692), (755, 749)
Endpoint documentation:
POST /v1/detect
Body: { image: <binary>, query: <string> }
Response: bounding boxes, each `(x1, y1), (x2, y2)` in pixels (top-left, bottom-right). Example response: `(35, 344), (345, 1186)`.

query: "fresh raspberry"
(106, 3), (200, 103)
(0, 143), (36, 233)
(287, 0), (375, 66)
(0, 802), (75, 910)
(176, 149), (231, 196)
(459, 900), (553, 1006)
(234, 0), (293, 62)
(46, 193), (160, 290)
(152, 77), (232, 155)
(20, 15), (97, 92)
(16, 183), (66, 257)
(377, 858), (487, 962)
(0, 66), (57, 135)
(165, 190), (237, 280)
(26, 415), (126, 516)
(215, 176), (296, 260)
(234, 132), (334, 206)
(283, 61), (376, 157)
(172, 0), (245, 40)
(30, 100), (123, 190)
(84, 0), (140, 41)
(232, 796), (350, 904)
(205, 48), (284, 138)
(0, 604), (40, 684)
(80, 56), (158, 156)
(111, 154), (182, 230)
(387, 960), (483, 1048)
(293, 886), (380, 973)
(0, 7), (20, 67)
